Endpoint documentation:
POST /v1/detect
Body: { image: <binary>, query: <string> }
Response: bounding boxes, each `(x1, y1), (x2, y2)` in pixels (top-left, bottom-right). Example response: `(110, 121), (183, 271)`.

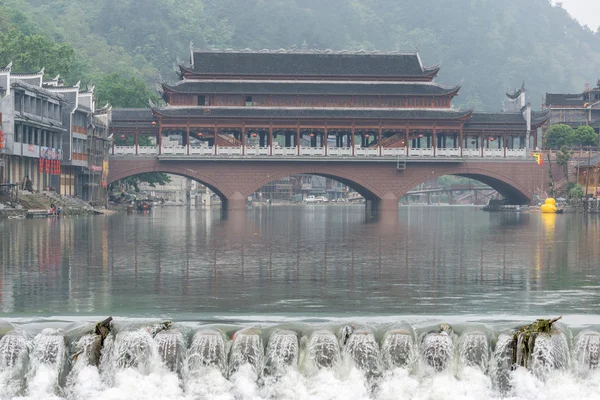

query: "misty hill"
(2, 0), (600, 110)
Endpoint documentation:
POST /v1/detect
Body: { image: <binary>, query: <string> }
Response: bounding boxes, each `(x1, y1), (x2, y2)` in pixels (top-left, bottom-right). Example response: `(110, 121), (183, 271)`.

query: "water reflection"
(1, 207), (600, 317)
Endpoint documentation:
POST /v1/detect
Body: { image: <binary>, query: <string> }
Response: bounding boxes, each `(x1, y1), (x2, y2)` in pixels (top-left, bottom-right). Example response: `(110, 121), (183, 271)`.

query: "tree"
(114, 173), (172, 192)
(556, 145), (574, 182)
(543, 124), (574, 149)
(95, 73), (159, 108)
(568, 183), (584, 199)
(0, 28), (77, 79)
(573, 126), (598, 147)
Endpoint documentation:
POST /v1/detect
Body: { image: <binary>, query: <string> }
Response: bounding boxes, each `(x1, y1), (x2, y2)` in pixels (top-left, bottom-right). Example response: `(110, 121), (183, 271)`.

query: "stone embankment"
(0, 190), (107, 219)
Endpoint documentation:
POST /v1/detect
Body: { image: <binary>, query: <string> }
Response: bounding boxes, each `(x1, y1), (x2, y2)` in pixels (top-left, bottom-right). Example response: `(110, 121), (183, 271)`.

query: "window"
(197, 96), (206, 106)
(246, 96), (253, 106)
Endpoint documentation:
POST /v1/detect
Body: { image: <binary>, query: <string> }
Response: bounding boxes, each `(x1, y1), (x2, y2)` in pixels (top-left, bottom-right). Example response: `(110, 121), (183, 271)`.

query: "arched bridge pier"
(108, 155), (540, 212)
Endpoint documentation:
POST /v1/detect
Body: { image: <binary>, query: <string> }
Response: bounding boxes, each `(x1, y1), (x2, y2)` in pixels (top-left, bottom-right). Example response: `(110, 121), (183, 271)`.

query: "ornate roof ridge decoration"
(192, 48), (425, 56)
(165, 78), (459, 87)
(506, 81), (527, 100)
(0, 62), (12, 73)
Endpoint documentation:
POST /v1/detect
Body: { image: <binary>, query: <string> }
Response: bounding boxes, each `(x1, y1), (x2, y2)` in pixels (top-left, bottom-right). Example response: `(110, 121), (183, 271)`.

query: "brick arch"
(107, 160), (233, 200)
(395, 165), (534, 205)
(240, 166), (385, 200)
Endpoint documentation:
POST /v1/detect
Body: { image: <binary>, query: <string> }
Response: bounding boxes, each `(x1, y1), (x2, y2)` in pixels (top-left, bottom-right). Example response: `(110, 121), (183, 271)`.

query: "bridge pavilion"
(111, 47), (550, 158)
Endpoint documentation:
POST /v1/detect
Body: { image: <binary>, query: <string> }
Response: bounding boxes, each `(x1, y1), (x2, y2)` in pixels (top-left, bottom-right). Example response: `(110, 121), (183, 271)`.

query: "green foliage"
(568, 183), (584, 199)
(95, 74), (159, 108)
(573, 126), (598, 147)
(544, 124), (575, 149)
(556, 145), (573, 181)
(0, 28), (77, 79)
(116, 173), (172, 192)
(512, 317), (562, 369)
(114, 135), (153, 146)
(3, 0), (600, 111)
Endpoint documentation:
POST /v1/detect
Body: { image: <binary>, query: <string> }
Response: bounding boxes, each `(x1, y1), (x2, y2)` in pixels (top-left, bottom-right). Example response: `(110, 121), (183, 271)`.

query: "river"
(1, 206), (600, 399)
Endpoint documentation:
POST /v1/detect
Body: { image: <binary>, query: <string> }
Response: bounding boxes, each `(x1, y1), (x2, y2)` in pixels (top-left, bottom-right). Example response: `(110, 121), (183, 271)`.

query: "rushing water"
(1, 206), (600, 399)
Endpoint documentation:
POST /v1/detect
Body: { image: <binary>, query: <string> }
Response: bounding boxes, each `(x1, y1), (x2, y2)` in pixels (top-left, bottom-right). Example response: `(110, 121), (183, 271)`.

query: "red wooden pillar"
(241, 122), (246, 155)
(533, 131), (538, 150)
(185, 124), (190, 155)
(351, 122), (355, 156)
(405, 123), (409, 156)
(214, 124), (218, 155)
(158, 118), (162, 155)
(269, 123), (273, 156)
(480, 131), (485, 157)
(433, 124), (437, 157)
(459, 122), (464, 157)
(296, 122), (300, 155)
(135, 128), (139, 155)
(324, 122), (328, 156)
(378, 122), (383, 157)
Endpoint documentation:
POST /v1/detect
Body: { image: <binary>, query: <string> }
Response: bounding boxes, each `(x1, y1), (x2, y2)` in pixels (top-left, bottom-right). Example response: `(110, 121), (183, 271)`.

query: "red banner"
(39, 159), (44, 173)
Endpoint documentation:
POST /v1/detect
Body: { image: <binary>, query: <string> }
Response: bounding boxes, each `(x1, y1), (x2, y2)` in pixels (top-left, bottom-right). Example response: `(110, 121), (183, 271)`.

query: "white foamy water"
(2, 320), (600, 400)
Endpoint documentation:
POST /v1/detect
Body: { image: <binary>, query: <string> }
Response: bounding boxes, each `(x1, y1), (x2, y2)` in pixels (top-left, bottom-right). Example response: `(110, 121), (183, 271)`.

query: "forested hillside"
(1, 0), (599, 110)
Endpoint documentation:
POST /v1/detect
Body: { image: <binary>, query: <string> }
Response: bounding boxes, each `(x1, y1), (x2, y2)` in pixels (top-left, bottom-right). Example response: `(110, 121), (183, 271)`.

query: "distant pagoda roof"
(506, 82), (526, 100)
(162, 80), (460, 97)
(182, 50), (441, 79)
(150, 106), (473, 120)
(545, 92), (589, 107)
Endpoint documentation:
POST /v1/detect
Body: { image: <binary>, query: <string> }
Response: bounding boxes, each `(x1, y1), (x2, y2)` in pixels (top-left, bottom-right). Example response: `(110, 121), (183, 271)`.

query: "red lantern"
(490, 137), (495, 142)
(418, 134), (424, 139)
(152, 121), (157, 127)
(310, 133), (315, 137)
(0, 130), (4, 149)
(198, 133), (204, 137)
(120, 134), (125, 140)
(252, 133), (257, 138)
(471, 141), (476, 145)
(365, 134), (370, 139)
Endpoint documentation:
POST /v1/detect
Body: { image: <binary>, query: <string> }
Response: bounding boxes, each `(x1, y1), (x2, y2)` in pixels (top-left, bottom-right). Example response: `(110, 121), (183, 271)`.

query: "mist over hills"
(2, 0), (599, 110)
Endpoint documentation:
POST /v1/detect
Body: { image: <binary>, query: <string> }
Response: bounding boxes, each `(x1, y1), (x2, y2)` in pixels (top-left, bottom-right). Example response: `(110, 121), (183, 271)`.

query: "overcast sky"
(556, 0), (600, 30)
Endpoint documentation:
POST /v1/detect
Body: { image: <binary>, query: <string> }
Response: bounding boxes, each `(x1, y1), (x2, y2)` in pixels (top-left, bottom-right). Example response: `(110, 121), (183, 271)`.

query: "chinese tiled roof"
(531, 109), (551, 126)
(151, 106), (473, 120)
(162, 80), (461, 97)
(186, 51), (440, 78)
(578, 154), (600, 167)
(112, 108), (155, 121)
(546, 92), (587, 107)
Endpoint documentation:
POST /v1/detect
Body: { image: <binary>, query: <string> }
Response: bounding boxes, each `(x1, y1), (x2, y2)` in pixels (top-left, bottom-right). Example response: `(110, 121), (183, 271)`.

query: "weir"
(1, 319), (600, 399)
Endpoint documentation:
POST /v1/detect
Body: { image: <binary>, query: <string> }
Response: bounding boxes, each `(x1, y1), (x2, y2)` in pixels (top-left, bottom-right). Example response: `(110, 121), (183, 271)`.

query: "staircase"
(380, 133), (405, 148)
(216, 134), (241, 147)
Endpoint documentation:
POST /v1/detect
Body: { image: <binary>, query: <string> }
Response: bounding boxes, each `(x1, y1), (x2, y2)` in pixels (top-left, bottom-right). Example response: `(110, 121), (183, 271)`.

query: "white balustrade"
(218, 146), (242, 156)
(113, 146), (135, 155)
(409, 148), (434, 157)
(138, 146), (158, 155)
(382, 148), (406, 157)
(506, 148), (527, 158)
(484, 148), (504, 158)
(300, 147), (324, 156)
(436, 148), (460, 157)
(462, 148), (481, 158)
(112, 143), (528, 160)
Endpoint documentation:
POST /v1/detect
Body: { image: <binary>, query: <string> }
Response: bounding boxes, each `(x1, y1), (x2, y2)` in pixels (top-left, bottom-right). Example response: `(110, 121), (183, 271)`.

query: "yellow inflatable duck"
(540, 198), (557, 214)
